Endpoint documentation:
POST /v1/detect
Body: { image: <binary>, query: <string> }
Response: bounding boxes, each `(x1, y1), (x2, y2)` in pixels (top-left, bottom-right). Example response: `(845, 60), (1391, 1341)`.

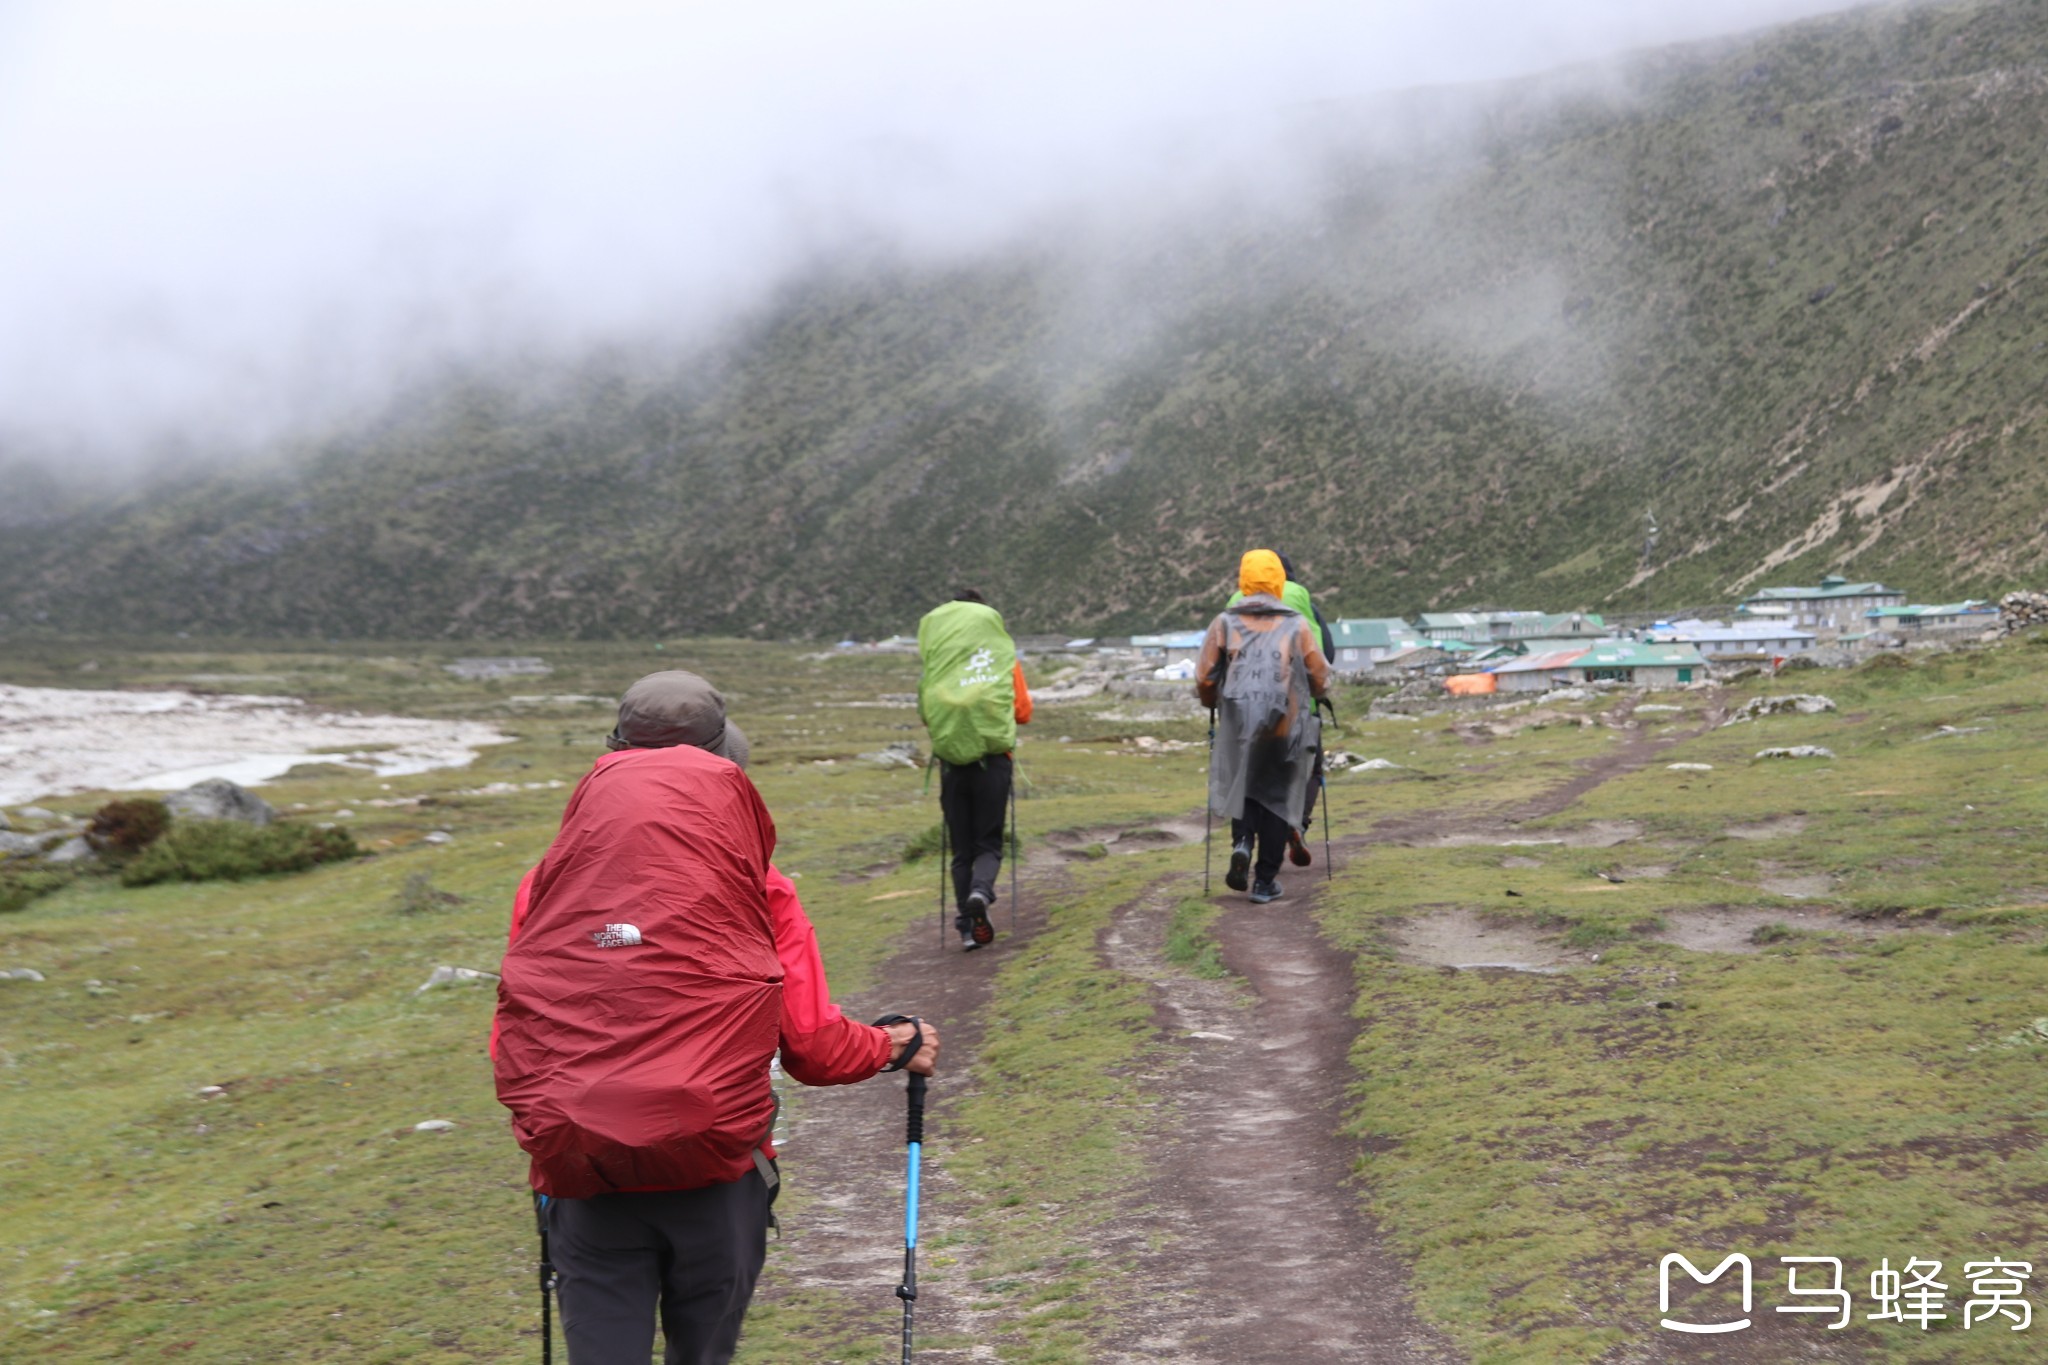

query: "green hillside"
(3, 0), (2044, 639)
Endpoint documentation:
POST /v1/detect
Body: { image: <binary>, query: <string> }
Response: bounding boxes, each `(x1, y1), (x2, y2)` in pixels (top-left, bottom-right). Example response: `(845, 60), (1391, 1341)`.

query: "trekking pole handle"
(906, 1072), (926, 1145)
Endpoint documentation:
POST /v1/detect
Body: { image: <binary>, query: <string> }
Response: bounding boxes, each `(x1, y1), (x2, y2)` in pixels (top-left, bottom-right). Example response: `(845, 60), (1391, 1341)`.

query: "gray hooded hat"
(606, 670), (750, 768)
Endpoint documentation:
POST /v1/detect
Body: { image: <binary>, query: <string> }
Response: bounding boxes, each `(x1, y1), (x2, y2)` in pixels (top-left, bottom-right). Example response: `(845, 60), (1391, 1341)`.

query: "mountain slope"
(3, 0), (2044, 639)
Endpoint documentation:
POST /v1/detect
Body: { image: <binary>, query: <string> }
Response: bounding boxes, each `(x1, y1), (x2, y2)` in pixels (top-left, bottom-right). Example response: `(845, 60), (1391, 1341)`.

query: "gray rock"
(421, 830), (452, 845)
(414, 1119), (458, 1132)
(0, 831), (44, 858)
(858, 741), (923, 769)
(165, 778), (275, 826)
(1724, 694), (1836, 724)
(41, 837), (98, 865)
(416, 965), (499, 992)
(0, 809), (10, 831)
(16, 806), (56, 822)
(1756, 746), (1835, 759)
(3, 967), (47, 982)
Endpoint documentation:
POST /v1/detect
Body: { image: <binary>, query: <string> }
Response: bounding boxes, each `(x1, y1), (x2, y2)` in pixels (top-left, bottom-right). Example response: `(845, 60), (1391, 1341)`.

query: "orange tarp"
(1443, 672), (1497, 696)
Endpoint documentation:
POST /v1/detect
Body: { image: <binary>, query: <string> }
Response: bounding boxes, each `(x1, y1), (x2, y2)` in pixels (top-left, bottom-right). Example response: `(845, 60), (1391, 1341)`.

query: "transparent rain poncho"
(1206, 602), (1320, 830)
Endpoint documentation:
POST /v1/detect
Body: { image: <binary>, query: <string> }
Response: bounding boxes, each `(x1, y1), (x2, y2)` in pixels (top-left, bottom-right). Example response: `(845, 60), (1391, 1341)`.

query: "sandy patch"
(0, 683), (512, 805)
(1416, 820), (1642, 849)
(1387, 909), (1581, 974)
(1648, 906), (1912, 954)
(1725, 815), (1809, 840)
(1758, 864), (1835, 899)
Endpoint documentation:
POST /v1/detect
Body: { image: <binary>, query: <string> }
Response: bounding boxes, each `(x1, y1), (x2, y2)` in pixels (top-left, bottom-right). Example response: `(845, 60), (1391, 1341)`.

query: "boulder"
(1756, 746), (1835, 759)
(416, 965), (499, 992)
(165, 778), (275, 826)
(0, 831), (45, 858)
(858, 741), (923, 770)
(3, 967), (47, 982)
(1724, 694), (1836, 724)
(16, 807), (57, 822)
(41, 837), (98, 865)
(0, 809), (10, 831)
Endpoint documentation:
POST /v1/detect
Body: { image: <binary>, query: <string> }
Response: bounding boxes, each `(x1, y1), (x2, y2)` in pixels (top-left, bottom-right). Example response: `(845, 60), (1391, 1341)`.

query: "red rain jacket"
(493, 745), (889, 1197)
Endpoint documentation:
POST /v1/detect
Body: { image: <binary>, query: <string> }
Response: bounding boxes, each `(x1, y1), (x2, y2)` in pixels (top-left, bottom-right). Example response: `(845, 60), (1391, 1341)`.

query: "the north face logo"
(590, 923), (643, 948)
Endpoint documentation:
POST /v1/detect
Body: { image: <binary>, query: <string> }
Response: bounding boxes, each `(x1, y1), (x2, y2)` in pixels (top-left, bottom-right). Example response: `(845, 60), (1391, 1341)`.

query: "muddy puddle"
(1390, 903), (1932, 972)
(1387, 910), (1581, 974)
(1037, 820), (1204, 864)
(1412, 819), (1642, 850)
(1725, 815), (1809, 840)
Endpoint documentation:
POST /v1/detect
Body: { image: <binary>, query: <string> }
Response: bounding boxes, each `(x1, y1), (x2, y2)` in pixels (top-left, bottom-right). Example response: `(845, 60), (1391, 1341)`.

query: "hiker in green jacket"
(916, 591), (1034, 951)
(1225, 550), (1332, 867)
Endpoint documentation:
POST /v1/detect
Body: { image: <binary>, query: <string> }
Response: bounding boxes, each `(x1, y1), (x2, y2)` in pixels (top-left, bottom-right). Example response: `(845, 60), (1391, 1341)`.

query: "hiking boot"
(1287, 832), (1312, 868)
(966, 889), (996, 946)
(960, 929), (980, 952)
(1225, 840), (1252, 892)
(1249, 879), (1283, 904)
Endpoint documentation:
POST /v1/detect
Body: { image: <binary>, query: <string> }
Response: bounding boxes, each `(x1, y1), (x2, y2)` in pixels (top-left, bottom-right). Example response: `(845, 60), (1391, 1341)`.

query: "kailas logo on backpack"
(917, 601), (1018, 766)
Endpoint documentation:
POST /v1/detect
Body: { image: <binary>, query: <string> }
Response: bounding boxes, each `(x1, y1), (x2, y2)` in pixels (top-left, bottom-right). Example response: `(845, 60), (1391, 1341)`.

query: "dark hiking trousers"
(547, 1172), (773, 1365)
(940, 753), (1011, 931)
(1230, 798), (1292, 884)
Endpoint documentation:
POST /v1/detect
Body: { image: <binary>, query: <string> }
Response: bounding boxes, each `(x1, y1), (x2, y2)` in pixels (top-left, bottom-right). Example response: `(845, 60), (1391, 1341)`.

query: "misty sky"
(0, 0), (1867, 458)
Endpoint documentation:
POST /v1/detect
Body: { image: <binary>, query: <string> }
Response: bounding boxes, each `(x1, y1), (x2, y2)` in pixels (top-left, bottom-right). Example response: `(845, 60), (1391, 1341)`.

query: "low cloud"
(0, 0), (1870, 465)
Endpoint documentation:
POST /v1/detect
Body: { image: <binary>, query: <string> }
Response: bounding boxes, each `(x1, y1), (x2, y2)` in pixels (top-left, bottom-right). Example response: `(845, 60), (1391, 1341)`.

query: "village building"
(1863, 601), (1999, 637)
(1737, 575), (1905, 632)
(1416, 612), (1496, 644)
(1644, 619), (1817, 658)
(1489, 642), (1708, 692)
(1329, 617), (1430, 668)
(1130, 631), (1208, 667)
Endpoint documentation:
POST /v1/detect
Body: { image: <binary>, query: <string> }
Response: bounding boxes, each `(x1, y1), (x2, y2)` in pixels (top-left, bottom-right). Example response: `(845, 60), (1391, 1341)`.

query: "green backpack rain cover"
(917, 601), (1018, 766)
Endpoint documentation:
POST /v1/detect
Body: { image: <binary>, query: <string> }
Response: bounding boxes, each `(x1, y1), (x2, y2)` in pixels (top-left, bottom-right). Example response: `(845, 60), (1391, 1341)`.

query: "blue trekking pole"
(872, 1013), (929, 1364)
(898, 1071), (926, 1363)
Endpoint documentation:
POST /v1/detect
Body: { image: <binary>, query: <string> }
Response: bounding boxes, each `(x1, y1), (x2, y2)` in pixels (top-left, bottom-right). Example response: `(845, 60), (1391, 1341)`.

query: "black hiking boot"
(1225, 840), (1252, 893)
(966, 889), (996, 946)
(1287, 831), (1312, 867)
(1249, 879), (1283, 904)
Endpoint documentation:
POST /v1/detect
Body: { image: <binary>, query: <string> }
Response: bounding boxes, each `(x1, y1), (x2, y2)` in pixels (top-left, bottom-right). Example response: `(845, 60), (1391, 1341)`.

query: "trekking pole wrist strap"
(874, 1014), (923, 1072)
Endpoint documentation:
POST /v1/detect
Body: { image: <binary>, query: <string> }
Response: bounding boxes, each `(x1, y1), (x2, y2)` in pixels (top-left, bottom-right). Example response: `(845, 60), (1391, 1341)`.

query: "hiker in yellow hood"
(1194, 550), (1330, 903)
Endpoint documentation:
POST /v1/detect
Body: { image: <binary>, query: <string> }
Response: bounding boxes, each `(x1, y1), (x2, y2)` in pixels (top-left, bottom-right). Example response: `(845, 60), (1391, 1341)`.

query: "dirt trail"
(758, 693), (1732, 1362)
(756, 876), (1035, 1363)
(1095, 885), (1462, 1362)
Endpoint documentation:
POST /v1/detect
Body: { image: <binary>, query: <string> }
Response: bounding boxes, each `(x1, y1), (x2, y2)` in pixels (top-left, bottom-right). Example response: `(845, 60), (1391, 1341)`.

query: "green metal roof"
(1329, 618), (1421, 649)
(1743, 580), (1904, 602)
(1571, 642), (1708, 669)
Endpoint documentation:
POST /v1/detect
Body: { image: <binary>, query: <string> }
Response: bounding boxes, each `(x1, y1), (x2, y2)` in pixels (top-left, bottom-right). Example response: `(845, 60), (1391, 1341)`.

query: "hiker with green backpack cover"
(916, 591), (1033, 950)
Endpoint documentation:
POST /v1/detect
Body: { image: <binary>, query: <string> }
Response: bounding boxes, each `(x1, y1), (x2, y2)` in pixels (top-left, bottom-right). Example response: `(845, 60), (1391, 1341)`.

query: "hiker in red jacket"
(494, 670), (939, 1365)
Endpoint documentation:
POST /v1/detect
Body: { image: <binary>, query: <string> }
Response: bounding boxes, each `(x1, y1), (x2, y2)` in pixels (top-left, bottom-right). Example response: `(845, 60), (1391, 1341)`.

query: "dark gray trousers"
(940, 753), (1011, 930)
(547, 1172), (772, 1365)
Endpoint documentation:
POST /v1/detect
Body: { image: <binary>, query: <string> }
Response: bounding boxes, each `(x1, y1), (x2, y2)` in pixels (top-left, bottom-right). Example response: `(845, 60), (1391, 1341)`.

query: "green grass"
(1164, 897), (1229, 979)
(7, 635), (2048, 1361)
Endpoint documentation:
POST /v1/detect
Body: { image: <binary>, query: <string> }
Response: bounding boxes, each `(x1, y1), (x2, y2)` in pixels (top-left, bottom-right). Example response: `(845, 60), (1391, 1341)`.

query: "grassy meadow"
(4, 634), (2048, 1361)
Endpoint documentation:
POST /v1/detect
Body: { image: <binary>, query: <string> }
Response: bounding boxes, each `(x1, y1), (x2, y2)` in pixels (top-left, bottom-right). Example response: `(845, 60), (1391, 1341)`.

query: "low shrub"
(0, 868), (75, 914)
(121, 820), (360, 887)
(900, 823), (946, 862)
(86, 798), (171, 856)
(393, 870), (465, 914)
